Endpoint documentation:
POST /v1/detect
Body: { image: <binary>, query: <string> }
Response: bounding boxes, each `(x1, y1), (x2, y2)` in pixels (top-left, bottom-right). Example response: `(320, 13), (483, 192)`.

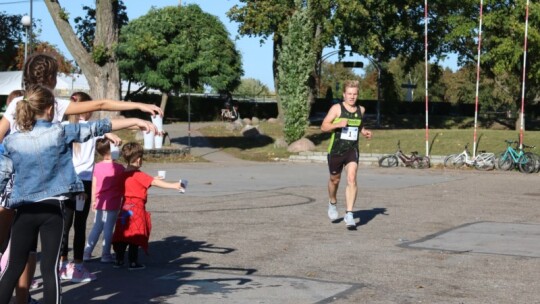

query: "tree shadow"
(171, 134), (273, 150)
(53, 236), (256, 303)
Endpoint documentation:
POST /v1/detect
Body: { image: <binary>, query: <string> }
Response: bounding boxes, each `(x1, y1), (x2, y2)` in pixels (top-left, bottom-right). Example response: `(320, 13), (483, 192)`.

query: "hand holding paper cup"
(158, 170), (166, 179)
(151, 115), (163, 132)
(179, 179), (188, 193)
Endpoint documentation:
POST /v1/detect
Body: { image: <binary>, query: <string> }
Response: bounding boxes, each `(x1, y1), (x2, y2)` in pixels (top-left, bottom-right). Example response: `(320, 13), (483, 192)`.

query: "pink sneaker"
(59, 262), (74, 280)
(71, 264), (96, 283)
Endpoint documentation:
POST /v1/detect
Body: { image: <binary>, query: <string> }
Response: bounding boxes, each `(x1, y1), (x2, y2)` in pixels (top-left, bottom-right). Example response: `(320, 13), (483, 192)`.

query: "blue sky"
(1, 0), (277, 88)
(1, 0), (458, 90)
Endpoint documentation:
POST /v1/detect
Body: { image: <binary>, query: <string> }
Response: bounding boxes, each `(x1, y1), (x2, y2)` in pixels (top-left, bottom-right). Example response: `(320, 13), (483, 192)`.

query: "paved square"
(403, 222), (540, 258)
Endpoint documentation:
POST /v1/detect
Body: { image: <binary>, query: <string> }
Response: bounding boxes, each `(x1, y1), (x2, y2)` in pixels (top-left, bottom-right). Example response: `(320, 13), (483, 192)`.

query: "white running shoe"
(343, 212), (356, 229)
(327, 202), (339, 221)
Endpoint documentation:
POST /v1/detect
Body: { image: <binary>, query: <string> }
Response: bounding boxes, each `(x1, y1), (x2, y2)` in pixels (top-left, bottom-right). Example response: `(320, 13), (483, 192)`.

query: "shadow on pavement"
(43, 236), (257, 303)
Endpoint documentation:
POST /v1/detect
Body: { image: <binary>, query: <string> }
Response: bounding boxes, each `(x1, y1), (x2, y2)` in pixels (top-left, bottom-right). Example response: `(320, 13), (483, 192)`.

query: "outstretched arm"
(151, 178), (182, 191)
(65, 100), (163, 117)
(110, 118), (157, 134)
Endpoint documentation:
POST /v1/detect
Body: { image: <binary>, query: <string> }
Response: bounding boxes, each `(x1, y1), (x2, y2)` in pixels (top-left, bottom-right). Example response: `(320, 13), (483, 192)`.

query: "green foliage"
(92, 44), (110, 66)
(441, 0), (540, 108)
(233, 78), (271, 97)
(278, 3), (316, 144)
(118, 5), (243, 93)
(0, 12), (25, 71)
(59, 8), (70, 22)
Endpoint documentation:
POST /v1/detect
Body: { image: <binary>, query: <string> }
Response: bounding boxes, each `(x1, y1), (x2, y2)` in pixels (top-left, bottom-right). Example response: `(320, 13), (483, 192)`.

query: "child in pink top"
(83, 138), (125, 263)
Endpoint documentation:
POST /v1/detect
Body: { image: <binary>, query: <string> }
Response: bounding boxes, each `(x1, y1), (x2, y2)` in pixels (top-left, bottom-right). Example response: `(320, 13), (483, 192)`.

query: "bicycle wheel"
(518, 153), (537, 174)
(378, 155), (398, 168)
(416, 156), (430, 169)
(474, 153), (495, 171)
(443, 154), (457, 169)
(453, 154), (466, 169)
(497, 152), (513, 171)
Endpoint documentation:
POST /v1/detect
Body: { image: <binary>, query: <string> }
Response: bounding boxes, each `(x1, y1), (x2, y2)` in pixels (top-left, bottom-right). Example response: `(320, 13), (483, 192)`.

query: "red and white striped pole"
(519, 0), (530, 149)
(472, 0), (484, 158)
(424, 0), (429, 157)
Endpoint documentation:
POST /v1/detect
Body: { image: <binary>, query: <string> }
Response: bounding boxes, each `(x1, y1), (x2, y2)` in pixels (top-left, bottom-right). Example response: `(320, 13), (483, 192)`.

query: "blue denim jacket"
(3, 118), (112, 208)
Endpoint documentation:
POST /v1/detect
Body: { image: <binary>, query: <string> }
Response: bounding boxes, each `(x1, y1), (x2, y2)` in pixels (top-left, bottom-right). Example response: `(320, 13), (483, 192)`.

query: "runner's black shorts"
(327, 149), (359, 175)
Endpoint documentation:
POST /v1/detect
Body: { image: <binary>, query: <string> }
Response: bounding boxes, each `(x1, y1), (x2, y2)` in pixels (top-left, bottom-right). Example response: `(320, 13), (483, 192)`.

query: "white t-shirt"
(6, 96), (70, 131)
(61, 119), (99, 181)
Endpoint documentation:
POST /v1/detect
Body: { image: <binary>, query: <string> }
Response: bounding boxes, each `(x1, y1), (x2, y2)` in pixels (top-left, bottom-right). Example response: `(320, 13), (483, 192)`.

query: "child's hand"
(154, 175), (164, 180)
(105, 133), (122, 146)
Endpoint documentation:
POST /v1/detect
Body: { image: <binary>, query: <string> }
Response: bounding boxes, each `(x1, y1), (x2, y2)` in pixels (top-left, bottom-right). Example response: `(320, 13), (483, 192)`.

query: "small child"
(112, 142), (185, 270)
(83, 138), (125, 263)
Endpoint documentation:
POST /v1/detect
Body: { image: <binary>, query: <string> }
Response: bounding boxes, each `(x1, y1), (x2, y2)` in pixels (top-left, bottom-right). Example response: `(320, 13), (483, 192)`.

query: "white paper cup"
(158, 170), (166, 179)
(75, 194), (85, 211)
(151, 115), (163, 132)
(154, 135), (163, 149)
(143, 131), (154, 149)
(110, 143), (120, 160)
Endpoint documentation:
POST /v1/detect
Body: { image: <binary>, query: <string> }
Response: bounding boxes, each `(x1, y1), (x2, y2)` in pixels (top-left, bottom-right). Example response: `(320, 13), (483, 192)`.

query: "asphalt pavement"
(25, 122), (540, 304)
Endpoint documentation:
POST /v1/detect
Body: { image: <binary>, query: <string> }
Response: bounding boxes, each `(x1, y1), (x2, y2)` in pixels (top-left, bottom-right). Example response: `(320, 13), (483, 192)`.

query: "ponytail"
(14, 84), (56, 132)
(15, 99), (36, 132)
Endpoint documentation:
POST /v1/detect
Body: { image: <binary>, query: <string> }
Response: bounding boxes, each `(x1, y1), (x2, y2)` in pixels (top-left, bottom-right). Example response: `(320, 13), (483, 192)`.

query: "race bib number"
(340, 127), (358, 140)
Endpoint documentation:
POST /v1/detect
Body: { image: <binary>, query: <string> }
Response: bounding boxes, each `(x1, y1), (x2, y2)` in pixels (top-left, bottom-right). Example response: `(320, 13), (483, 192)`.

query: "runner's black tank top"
(327, 102), (363, 155)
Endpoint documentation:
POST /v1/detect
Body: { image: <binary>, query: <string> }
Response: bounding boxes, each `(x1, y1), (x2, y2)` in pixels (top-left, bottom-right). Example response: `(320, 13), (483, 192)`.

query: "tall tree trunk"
(44, 0), (121, 119)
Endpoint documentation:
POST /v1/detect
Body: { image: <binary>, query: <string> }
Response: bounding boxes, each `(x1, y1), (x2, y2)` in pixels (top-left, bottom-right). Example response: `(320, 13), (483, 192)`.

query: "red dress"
(112, 170), (154, 253)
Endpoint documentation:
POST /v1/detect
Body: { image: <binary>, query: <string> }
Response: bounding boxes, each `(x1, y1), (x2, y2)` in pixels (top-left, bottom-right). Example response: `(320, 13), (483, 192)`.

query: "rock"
(243, 118), (252, 125)
(267, 118), (278, 123)
(251, 117), (260, 125)
(273, 137), (288, 149)
(242, 125), (260, 138)
(287, 138), (315, 153)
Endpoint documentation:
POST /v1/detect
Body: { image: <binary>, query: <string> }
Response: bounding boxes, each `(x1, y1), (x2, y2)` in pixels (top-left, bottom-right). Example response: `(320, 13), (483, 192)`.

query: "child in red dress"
(112, 142), (184, 270)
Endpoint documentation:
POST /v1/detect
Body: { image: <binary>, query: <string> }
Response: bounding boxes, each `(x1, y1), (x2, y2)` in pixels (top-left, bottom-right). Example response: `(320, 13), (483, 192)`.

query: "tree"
(117, 5), (242, 111)
(15, 41), (75, 73)
(319, 62), (361, 99)
(440, 0), (540, 129)
(233, 78), (271, 97)
(73, 1), (129, 53)
(278, 1), (316, 144)
(0, 12), (25, 71)
(44, 0), (126, 113)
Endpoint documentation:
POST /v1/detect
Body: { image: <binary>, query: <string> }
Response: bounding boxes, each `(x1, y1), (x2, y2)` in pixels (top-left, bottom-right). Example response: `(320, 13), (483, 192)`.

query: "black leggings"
(113, 242), (139, 264)
(0, 200), (64, 304)
(61, 180), (91, 260)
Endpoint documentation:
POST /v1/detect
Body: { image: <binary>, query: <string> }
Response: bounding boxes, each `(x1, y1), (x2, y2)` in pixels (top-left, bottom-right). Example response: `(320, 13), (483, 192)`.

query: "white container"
(110, 142), (120, 160)
(143, 131), (154, 149)
(75, 194), (85, 211)
(154, 135), (163, 149)
(151, 115), (163, 132)
(158, 170), (166, 179)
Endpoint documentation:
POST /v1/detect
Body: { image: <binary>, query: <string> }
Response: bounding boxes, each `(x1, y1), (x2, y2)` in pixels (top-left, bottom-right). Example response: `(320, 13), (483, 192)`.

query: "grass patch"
(199, 121), (540, 160)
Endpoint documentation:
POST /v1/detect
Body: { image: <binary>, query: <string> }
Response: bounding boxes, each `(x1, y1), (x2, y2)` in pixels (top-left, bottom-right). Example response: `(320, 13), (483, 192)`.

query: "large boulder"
(251, 117), (260, 125)
(267, 118), (278, 124)
(241, 125), (260, 138)
(287, 138), (315, 153)
(273, 137), (288, 149)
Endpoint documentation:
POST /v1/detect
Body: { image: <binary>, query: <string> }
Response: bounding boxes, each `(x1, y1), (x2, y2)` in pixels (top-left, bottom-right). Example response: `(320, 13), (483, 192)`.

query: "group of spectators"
(0, 53), (185, 304)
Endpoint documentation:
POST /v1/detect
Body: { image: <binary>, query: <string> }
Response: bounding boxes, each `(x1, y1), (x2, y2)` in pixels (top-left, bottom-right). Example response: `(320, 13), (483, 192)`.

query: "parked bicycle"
(443, 143), (495, 171)
(378, 140), (430, 169)
(496, 140), (537, 173)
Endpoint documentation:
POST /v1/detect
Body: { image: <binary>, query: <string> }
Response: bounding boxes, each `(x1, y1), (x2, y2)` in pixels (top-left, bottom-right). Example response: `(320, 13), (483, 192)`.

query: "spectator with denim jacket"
(0, 85), (156, 304)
